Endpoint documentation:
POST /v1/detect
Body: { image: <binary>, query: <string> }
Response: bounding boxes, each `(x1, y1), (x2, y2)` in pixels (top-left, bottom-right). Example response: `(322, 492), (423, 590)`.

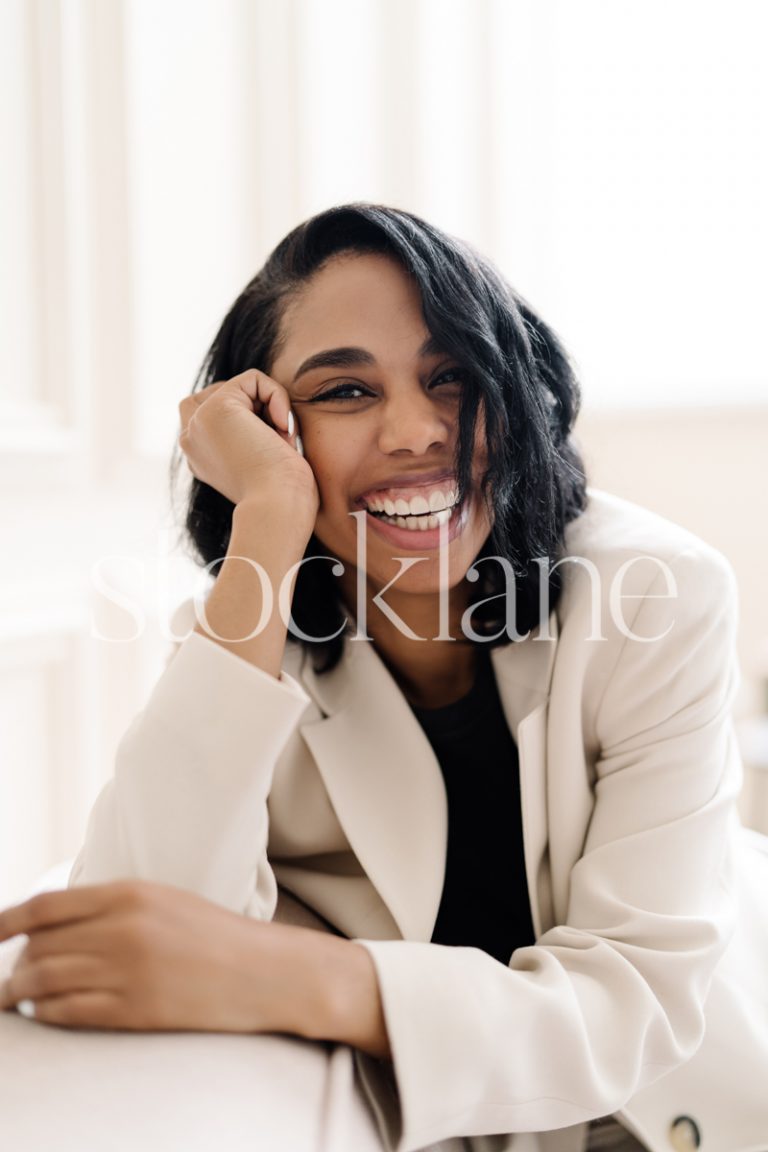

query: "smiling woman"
(2, 205), (767, 1152)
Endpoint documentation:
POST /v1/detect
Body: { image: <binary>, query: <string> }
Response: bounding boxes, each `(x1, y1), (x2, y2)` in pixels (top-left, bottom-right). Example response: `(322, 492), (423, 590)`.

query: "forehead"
(273, 252), (429, 372)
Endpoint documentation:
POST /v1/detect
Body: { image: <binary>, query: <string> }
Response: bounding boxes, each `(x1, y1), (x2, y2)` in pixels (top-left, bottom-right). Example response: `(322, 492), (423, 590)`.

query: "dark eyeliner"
(307, 382), (371, 403)
(429, 367), (463, 388)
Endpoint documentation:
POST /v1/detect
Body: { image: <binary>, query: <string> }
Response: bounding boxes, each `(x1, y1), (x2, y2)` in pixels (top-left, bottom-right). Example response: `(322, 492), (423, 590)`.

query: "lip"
(354, 469), (456, 506)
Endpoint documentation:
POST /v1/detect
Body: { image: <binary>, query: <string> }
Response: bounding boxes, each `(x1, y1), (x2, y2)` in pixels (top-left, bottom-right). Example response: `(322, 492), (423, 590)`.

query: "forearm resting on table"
(194, 496), (312, 678)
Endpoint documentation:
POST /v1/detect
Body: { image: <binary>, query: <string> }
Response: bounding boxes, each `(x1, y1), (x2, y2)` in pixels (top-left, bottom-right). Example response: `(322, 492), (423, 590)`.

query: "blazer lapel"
(299, 618), (559, 944)
(300, 639), (448, 942)
(491, 617), (559, 939)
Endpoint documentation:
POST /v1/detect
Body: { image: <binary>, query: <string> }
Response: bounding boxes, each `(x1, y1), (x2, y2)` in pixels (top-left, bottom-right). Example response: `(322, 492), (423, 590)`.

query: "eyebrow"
(291, 335), (445, 384)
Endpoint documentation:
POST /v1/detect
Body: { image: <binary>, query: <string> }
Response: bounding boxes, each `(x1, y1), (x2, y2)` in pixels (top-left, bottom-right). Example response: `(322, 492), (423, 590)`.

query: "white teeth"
(374, 505), (455, 531)
(364, 485), (458, 522)
(372, 490), (456, 516)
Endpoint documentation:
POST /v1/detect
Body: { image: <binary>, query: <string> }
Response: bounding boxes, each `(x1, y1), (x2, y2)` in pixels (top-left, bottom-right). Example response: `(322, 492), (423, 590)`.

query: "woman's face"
(270, 251), (492, 598)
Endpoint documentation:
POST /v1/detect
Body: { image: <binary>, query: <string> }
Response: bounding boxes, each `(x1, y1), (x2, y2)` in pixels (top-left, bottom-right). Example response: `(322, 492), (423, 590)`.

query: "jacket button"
(669, 1116), (701, 1151)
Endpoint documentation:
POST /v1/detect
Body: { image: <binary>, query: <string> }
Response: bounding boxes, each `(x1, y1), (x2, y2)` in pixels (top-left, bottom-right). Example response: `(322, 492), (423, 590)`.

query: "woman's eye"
(307, 370), (463, 404)
(431, 369), (464, 390)
(309, 382), (372, 403)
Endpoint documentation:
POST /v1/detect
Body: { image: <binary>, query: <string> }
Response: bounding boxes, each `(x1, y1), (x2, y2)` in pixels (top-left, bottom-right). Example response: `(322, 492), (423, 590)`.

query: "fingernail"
(295, 434), (305, 458)
(287, 409), (295, 437)
(17, 999), (36, 1019)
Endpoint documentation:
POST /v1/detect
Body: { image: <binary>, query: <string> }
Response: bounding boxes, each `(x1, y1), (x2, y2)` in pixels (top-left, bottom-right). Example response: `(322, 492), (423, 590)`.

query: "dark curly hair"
(169, 203), (588, 671)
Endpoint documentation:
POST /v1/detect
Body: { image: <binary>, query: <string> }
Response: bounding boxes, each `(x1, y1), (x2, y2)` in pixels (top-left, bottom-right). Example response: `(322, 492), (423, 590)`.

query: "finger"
(227, 369), (294, 433)
(259, 383), (303, 454)
(265, 389), (293, 435)
(179, 370), (301, 451)
(0, 884), (122, 943)
(178, 380), (228, 421)
(22, 921), (108, 962)
(28, 990), (122, 1030)
(1, 954), (107, 1009)
(189, 379), (228, 405)
(290, 407), (305, 457)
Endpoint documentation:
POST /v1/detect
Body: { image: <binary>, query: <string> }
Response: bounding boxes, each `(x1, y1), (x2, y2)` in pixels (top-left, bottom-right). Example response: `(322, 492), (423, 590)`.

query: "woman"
(1, 205), (766, 1152)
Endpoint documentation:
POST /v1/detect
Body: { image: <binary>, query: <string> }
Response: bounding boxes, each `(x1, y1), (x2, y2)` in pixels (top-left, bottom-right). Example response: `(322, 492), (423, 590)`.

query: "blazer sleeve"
(68, 624), (310, 918)
(353, 546), (743, 1152)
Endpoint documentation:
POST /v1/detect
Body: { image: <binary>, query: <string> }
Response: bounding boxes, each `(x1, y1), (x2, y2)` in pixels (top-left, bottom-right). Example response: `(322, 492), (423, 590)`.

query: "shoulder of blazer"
(558, 488), (737, 628)
(568, 488), (734, 574)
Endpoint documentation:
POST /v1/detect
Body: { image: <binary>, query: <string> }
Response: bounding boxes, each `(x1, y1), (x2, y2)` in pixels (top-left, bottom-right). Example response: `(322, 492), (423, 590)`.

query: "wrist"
(273, 927), (391, 1060)
(233, 489), (317, 545)
(194, 495), (314, 676)
(292, 930), (393, 1055)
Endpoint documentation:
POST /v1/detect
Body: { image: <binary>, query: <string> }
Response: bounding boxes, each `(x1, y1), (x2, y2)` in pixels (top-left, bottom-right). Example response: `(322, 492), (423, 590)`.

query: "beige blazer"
(71, 490), (768, 1152)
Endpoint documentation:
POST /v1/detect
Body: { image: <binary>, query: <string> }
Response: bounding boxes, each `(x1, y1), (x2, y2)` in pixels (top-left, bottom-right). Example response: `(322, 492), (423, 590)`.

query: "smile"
(359, 480), (459, 532)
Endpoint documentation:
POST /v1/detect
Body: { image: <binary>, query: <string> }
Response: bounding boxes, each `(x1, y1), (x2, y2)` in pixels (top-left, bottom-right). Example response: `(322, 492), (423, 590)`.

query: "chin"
(365, 550), (478, 595)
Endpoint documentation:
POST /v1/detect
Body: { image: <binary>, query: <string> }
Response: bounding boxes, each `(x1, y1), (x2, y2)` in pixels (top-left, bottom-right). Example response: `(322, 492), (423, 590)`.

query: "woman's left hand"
(0, 880), (310, 1033)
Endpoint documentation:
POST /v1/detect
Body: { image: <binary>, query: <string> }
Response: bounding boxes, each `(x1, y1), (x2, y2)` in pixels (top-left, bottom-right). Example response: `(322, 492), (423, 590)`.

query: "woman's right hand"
(178, 370), (319, 524)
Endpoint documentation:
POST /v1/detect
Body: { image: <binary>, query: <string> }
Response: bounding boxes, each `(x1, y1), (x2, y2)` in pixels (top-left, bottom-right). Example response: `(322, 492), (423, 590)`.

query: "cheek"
(301, 422), (361, 511)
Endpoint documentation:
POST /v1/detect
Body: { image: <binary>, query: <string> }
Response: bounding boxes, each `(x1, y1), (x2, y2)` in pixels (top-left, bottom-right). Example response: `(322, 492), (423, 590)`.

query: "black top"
(411, 652), (535, 965)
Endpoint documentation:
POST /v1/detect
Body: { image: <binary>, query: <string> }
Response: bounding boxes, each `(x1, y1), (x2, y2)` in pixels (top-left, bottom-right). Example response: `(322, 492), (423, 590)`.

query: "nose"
(376, 388), (452, 456)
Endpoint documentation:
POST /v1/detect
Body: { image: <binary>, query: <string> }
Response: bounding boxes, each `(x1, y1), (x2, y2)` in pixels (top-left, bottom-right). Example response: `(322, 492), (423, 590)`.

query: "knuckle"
(111, 916), (147, 964)
(32, 958), (60, 997)
(26, 892), (54, 925)
(23, 936), (42, 962)
(123, 979), (156, 1015)
(29, 999), (58, 1025)
(38, 994), (104, 1030)
(123, 929), (156, 976)
(111, 883), (161, 947)
(114, 879), (151, 906)
(85, 996), (116, 1029)
(7, 963), (33, 1000)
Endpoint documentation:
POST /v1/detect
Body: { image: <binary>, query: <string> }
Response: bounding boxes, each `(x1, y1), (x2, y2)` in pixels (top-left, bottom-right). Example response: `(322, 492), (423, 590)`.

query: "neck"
(339, 572), (479, 709)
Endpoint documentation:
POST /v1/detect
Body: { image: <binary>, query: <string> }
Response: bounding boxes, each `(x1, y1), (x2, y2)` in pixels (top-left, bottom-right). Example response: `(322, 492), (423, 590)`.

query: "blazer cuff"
(143, 629), (309, 758)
